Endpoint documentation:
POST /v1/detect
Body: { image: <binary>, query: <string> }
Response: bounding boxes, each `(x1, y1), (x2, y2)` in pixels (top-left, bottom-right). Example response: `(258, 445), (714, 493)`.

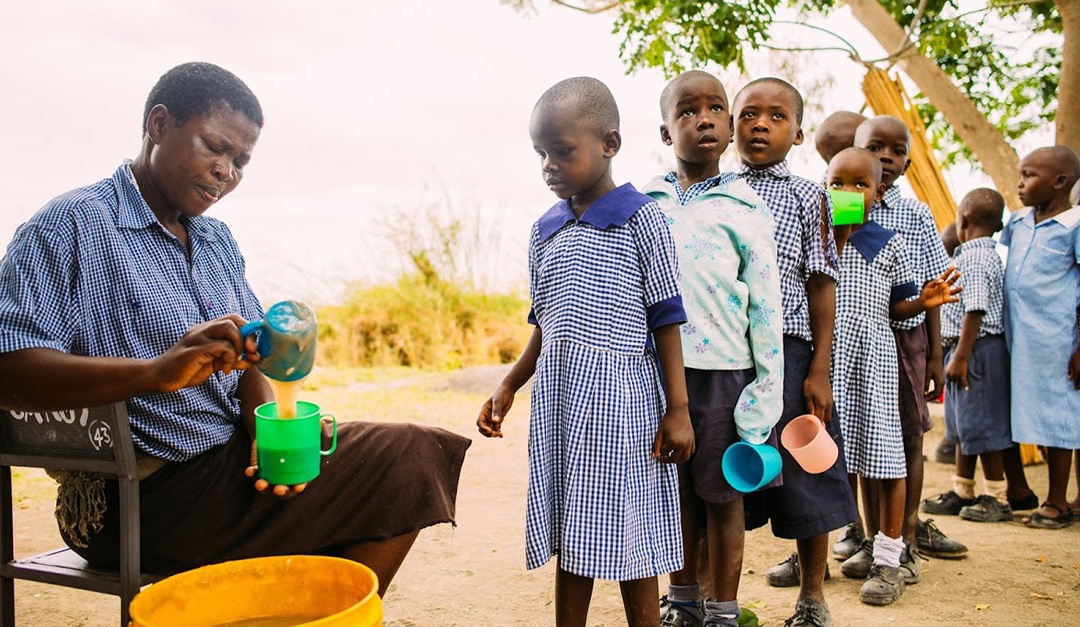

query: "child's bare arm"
(805, 273), (836, 421)
(651, 323), (694, 463)
(945, 311), (984, 390)
(476, 327), (542, 438)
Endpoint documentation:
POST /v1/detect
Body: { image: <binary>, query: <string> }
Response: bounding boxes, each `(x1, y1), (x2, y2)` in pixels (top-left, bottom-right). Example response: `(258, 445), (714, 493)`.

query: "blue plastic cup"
(240, 301), (317, 382)
(722, 441), (783, 493)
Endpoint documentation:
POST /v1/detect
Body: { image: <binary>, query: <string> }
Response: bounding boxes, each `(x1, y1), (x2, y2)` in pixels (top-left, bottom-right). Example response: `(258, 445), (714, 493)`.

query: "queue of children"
(476, 70), (1080, 627)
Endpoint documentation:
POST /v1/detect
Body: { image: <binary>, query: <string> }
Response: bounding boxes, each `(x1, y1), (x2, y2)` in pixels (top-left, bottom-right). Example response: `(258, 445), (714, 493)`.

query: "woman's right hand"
(477, 384), (514, 438)
(150, 314), (256, 393)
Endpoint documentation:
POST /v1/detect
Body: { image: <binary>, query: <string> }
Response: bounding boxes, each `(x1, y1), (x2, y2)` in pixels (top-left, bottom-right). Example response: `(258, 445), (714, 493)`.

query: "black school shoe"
(1008, 491), (1040, 511)
(915, 518), (968, 558)
(765, 552), (830, 587)
(959, 495), (1014, 522)
(921, 490), (975, 515)
(933, 439), (956, 464)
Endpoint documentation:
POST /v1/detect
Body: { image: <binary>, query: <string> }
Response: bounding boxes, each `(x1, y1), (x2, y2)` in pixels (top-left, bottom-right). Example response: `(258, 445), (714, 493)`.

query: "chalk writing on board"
(87, 420), (113, 451)
(9, 409), (90, 427)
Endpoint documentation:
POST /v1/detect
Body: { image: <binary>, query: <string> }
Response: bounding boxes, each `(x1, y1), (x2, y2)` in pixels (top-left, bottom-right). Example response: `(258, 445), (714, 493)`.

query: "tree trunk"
(845, 0), (1023, 209)
(1058, 0), (1080, 155)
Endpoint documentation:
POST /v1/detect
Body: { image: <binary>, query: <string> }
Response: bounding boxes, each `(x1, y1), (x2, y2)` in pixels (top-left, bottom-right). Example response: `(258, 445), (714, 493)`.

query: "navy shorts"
(744, 337), (858, 539)
(679, 367), (781, 505)
(895, 324), (933, 438)
(944, 335), (1012, 456)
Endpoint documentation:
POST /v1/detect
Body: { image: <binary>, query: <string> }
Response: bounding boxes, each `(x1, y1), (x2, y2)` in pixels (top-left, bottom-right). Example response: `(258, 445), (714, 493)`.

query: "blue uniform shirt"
(1001, 206), (1080, 449)
(723, 162), (839, 344)
(0, 163), (264, 461)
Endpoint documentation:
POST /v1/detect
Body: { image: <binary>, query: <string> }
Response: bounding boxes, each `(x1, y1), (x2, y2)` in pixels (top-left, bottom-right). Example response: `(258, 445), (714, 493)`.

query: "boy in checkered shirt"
(922, 189), (1034, 524)
(727, 78), (857, 627)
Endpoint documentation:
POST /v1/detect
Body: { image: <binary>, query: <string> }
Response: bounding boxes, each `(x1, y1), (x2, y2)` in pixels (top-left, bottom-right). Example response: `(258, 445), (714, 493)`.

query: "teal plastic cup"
(722, 441), (783, 493)
(255, 401), (337, 486)
(240, 301), (318, 382)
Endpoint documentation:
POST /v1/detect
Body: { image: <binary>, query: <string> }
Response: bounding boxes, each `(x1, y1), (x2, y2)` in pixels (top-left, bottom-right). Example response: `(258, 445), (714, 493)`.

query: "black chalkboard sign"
(0, 404), (122, 460)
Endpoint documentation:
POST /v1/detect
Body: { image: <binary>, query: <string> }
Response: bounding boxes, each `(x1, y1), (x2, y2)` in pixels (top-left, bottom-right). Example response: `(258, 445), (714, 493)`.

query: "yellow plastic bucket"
(129, 556), (382, 627)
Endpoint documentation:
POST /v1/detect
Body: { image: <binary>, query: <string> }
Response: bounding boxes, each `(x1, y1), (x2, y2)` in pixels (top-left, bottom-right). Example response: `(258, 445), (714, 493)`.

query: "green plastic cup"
(255, 401), (337, 486)
(829, 189), (867, 226)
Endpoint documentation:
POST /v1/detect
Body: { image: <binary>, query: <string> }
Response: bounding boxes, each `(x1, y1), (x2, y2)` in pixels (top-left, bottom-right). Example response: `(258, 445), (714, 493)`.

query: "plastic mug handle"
(321, 415), (338, 456)
(240, 319), (269, 361)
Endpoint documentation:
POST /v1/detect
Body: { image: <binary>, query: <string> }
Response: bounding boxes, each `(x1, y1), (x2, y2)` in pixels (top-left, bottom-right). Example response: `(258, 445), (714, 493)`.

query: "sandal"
(1025, 502), (1075, 529)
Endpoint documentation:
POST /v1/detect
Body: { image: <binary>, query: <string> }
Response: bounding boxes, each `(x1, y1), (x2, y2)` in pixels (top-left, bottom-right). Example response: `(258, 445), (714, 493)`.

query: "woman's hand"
(918, 266), (963, 310)
(245, 438), (308, 499)
(653, 405), (694, 464)
(476, 383), (514, 438)
(151, 314), (257, 393)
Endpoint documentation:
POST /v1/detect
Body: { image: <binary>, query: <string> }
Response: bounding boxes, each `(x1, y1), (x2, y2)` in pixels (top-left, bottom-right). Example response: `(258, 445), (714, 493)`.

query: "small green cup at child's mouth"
(829, 189), (866, 226)
(255, 401), (337, 486)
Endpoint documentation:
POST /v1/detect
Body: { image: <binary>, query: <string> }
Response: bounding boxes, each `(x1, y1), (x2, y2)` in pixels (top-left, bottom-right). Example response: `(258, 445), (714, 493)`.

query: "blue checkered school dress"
(832, 222), (919, 479)
(525, 184), (686, 580)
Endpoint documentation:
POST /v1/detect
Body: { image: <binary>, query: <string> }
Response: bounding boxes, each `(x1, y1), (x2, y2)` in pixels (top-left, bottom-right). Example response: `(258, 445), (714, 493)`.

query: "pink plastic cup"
(780, 414), (838, 474)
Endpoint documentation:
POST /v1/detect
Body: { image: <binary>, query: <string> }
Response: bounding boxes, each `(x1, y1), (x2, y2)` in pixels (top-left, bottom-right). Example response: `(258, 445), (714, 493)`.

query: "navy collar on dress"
(847, 220), (894, 264)
(739, 160), (791, 180)
(536, 183), (650, 242)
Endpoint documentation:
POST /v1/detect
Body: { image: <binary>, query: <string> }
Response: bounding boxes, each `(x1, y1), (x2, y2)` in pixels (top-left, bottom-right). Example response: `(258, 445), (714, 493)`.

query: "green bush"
(317, 258), (531, 370)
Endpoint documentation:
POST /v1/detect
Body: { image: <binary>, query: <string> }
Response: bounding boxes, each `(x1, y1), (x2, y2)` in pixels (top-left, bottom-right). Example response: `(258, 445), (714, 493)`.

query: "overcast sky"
(1, 1), (1034, 304)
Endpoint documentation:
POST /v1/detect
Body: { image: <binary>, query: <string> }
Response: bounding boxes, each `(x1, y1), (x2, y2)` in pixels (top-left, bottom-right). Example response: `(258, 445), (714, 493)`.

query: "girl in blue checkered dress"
(826, 148), (960, 605)
(476, 78), (694, 626)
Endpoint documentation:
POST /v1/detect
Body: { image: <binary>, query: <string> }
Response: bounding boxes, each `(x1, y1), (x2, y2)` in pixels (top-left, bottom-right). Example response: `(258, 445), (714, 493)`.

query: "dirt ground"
(8, 365), (1079, 626)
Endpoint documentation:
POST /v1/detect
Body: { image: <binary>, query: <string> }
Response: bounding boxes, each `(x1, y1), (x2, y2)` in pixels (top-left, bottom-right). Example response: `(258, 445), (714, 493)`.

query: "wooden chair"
(0, 402), (165, 626)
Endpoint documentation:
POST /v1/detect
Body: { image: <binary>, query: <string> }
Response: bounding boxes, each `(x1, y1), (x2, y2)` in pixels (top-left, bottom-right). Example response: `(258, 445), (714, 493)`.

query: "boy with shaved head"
(815, 111), (867, 164)
(920, 189), (1030, 524)
(1002, 146), (1080, 529)
(727, 77), (856, 627)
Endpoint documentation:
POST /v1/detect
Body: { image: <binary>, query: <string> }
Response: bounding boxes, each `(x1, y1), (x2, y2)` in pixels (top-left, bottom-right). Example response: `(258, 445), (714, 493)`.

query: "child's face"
(826, 150), (885, 220)
(854, 118), (911, 188)
(660, 75), (732, 168)
(529, 105), (618, 203)
(733, 83), (803, 169)
(1018, 152), (1066, 209)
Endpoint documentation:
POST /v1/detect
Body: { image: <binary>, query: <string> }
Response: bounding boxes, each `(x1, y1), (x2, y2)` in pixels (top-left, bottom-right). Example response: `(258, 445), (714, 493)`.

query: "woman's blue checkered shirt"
(0, 163), (263, 461)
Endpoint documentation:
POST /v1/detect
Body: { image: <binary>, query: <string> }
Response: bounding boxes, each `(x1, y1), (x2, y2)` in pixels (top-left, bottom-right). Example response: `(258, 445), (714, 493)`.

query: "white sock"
(952, 475), (976, 500)
(872, 531), (904, 568)
(984, 479), (1008, 504)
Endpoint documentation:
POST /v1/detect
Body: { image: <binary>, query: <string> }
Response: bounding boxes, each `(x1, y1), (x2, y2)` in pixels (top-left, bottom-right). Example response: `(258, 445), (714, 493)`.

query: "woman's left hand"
(245, 439), (308, 499)
(653, 405), (694, 464)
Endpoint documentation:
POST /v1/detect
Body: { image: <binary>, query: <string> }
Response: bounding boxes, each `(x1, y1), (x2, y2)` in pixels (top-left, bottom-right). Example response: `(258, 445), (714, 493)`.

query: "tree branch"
(771, 19), (862, 55)
(551, 0), (618, 14)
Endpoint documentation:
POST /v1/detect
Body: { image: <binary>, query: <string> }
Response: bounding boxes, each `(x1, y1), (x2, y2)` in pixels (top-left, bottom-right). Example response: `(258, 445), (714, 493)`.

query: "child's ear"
(1053, 172), (1069, 190)
(793, 127), (804, 146)
(729, 116), (735, 142)
(660, 124), (672, 146)
(875, 182), (886, 202)
(901, 158), (912, 176)
(603, 129), (622, 158)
